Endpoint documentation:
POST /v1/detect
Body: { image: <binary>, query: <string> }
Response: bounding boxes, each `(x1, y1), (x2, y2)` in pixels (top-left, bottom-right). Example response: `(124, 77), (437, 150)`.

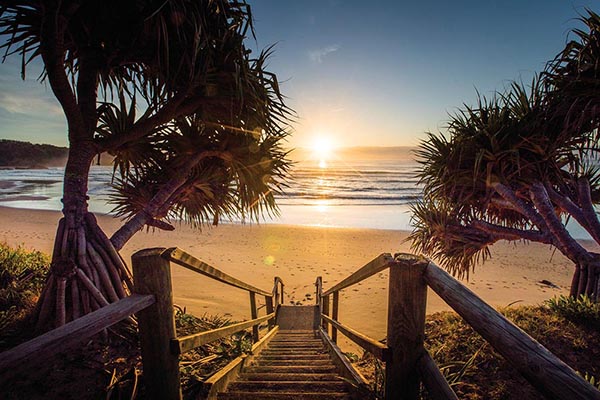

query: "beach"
(0, 205), (588, 343)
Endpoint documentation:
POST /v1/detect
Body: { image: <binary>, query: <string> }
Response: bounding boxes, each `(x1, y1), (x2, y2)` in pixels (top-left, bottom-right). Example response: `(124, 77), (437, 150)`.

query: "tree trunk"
(35, 144), (133, 331)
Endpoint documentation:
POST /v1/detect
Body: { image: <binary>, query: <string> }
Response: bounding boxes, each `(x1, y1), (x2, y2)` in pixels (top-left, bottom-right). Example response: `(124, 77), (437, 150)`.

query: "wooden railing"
(0, 247), (282, 400)
(132, 247), (282, 399)
(317, 253), (600, 400)
(0, 294), (154, 385)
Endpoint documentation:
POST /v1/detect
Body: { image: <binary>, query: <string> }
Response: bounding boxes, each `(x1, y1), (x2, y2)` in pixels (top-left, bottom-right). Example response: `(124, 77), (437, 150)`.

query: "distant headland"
(0, 140), (113, 168)
(0, 139), (68, 168)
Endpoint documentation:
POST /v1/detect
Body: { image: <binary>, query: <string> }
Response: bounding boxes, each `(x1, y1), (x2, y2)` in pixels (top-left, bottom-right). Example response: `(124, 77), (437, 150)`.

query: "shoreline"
(0, 205), (587, 341)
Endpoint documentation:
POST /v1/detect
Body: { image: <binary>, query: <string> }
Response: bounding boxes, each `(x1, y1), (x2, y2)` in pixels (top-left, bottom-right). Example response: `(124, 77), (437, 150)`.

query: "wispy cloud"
(308, 44), (340, 64)
(0, 92), (63, 117)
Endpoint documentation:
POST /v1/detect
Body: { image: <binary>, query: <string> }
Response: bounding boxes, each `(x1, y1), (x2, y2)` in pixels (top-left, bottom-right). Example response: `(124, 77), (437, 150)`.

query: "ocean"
(0, 147), (421, 231)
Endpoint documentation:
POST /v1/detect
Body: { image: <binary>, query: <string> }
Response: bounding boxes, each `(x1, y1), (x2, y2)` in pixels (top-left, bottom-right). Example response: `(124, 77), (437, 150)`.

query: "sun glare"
(313, 137), (333, 159)
(312, 136), (335, 168)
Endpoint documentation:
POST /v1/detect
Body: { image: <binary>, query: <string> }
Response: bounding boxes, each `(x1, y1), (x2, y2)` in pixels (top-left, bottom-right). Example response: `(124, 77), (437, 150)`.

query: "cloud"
(308, 44), (340, 64)
(0, 92), (63, 117)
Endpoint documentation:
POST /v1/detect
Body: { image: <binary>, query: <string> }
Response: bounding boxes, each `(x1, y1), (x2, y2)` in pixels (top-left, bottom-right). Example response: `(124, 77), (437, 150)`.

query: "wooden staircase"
(216, 306), (356, 399)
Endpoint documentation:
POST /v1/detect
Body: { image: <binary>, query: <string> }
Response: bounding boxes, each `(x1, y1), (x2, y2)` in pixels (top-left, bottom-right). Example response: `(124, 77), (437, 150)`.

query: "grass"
(0, 242), (49, 348)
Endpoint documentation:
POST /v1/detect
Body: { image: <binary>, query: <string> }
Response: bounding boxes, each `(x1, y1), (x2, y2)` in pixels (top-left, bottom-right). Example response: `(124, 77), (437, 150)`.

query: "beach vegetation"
(0, 243), (49, 343)
(546, 294), (600, 327)
(0, 1), (293, 329)
(410, 9), (600, 299)
(353, 304), (600, 399)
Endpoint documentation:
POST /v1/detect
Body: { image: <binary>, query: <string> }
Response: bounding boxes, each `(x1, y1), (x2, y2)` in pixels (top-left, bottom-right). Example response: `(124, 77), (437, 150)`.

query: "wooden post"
(322, 294), (330, 332)
(332, 291), (339, 343)
(250, 291), (259, 342)
(385, 254), (428, 400)
(265, 295), (274, 329)
(315, 276), (322, 306)
(132, 248), (181, 400)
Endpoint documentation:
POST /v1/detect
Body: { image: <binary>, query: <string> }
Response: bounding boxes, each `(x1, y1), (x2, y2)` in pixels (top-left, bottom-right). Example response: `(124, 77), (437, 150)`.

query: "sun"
(313, 137), (333, 158)
(311, 136), (335, 168)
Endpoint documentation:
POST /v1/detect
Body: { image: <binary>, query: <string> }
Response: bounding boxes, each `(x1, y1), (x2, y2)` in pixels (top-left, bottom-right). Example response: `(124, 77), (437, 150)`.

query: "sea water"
(0, 148), (592, 238)
(0, 148), (420, 231)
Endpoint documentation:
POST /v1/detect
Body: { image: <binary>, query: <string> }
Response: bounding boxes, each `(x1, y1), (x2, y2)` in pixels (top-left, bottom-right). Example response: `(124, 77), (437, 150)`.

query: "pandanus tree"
(0, 0), (292, 330)
(409, 11), (600, 299)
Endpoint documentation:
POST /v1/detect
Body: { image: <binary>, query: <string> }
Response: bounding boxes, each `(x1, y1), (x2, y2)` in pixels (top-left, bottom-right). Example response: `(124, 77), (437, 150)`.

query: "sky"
(0, 0), (595, 149)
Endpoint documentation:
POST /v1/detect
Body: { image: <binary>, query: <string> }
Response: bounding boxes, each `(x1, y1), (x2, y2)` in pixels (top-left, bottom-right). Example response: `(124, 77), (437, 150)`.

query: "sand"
(0, 205), (592, 343)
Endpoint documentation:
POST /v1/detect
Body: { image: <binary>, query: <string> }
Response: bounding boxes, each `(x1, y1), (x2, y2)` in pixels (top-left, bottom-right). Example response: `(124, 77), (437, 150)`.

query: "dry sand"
(0, 205), (593, 343)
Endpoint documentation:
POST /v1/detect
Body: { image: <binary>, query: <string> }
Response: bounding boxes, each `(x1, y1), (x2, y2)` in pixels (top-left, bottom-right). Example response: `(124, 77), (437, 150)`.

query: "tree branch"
(76, 54), (99, 139)
(491, 182), (548, 230)
(470, 220), (554, 245)
(530, 182), (590, 263)
(110, 150), (231, 249)
(97, 93), (218, 152)
(39, 2), (86, 140)
(545, 183), (600, 244)
(577, 178), (600, 245)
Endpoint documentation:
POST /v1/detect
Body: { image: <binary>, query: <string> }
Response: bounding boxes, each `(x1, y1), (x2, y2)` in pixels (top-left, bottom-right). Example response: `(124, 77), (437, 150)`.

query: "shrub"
(0, 243), (49, 332)
(545, 295), (600, 328)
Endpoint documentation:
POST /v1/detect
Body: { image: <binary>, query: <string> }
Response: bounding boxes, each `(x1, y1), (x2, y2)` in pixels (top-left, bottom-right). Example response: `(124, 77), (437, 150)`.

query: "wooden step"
(214, 322), (358, 399)
(270, 338), (322, 343)
(244, 365), (338, 374)
(260, 347), (328, 355)
(278, 329), (318, 333)
(218, 391), (352, 399)
(257, 354), (331, 361)
(226, 380), (348, 392)
(251, 359), (335, 366)
(239, 373), (341, 381)
(260, 346), (327, 354)
(268, 342), (324, 347)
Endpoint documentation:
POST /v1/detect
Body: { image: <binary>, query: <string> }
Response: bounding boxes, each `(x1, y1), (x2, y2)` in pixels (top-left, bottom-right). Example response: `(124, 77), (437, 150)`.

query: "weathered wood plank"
(321, 314), (390, 361)
(386, 254), (428, 400)
(322, 294), (330, 332)
(318, 327), (369, 392)
(331, 291), (339, 343)
(174, 313), (275, 354)
(249, 292), (259, 343)
(133, 248), (181, 400)
(265, 295), (274, 329)
(162, 247), (271, 296)
(0, 294), (154, 383)
(323, 253), (394, 296)
(417, 350), (459, 400)
(424, 260), (600, 400)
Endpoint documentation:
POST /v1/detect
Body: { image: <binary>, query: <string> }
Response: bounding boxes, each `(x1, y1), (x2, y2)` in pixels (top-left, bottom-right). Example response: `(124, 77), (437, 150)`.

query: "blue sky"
(0, 1), (595, 148)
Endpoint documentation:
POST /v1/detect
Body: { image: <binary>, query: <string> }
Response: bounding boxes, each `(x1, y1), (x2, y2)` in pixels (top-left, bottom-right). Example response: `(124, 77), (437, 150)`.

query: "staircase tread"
(218, 391), (351, 399)
(239, 373), (341, 381)
(246, 366), (338, 373)
(216, 326), (357, 399)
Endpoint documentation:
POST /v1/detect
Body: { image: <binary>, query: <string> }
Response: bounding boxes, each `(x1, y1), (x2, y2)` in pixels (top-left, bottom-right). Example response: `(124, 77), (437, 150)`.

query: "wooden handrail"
(172, 313), (275, 354)
(162, 247), (271, 297)
(0, 294), (154, 383)
(321, 314), (391, 361)
(424, 260), (600, 400)
(322, 253), (394, 296)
